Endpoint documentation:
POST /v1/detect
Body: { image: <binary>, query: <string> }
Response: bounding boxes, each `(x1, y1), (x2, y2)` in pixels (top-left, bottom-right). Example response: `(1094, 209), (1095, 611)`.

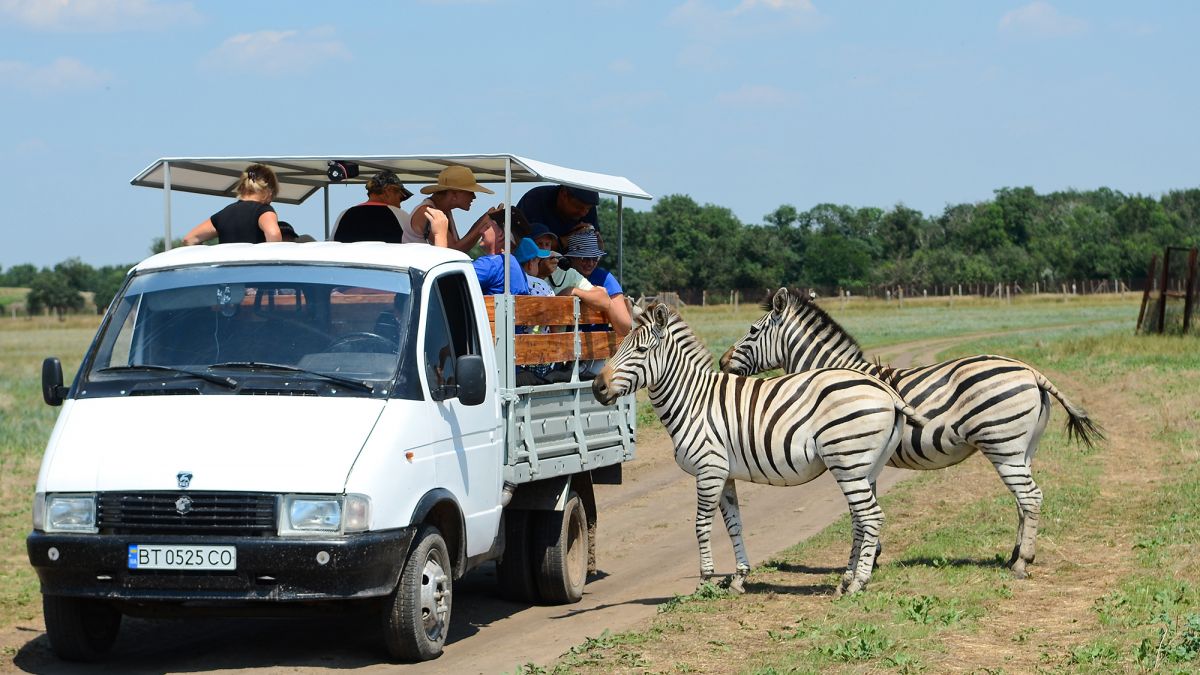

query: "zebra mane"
(644, 302), (716, 371)
(765, 288), (865, 358)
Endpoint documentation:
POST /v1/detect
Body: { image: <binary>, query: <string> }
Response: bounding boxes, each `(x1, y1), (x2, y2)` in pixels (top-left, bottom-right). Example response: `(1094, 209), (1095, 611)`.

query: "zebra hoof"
(728, 574), (748, 595)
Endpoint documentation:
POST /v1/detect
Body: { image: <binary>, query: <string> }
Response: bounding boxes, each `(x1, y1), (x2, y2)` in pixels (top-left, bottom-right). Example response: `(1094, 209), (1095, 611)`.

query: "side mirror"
(456, 355), (487, 406)
(42, 357), (67, 407)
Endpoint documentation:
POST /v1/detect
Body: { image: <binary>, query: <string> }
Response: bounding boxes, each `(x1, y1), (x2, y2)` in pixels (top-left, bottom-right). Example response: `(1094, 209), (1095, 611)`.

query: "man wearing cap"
(411, 165), (505, 253)
(563, 228), (632, 335)
(516, 184), (600, 239)
(332, 170), (426, 244)
(472, 238), (543, 296)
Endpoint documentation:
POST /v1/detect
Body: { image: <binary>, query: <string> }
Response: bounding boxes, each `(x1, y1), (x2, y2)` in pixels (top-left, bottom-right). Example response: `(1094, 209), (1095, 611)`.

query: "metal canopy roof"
(130, 153), (653, 205)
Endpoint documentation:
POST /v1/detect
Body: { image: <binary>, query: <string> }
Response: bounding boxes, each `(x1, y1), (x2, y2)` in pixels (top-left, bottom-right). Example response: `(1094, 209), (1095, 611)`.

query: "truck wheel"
(42, 595), (121, 662)
(496, 509), (539, 603)
(532, 492), (588, 604)
(382, 525), (452, 662)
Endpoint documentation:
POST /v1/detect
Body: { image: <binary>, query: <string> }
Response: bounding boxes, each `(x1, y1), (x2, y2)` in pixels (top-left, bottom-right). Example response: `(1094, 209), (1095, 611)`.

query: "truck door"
(421, 271), (502, 557)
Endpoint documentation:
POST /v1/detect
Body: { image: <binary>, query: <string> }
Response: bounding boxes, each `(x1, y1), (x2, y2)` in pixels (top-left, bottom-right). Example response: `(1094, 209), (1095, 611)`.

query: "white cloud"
(670, 0), (821, 34)
(0, 57), (113, 94)
(0, 0), (200, 32)
(716, 84), (791, 107)
(609, 58), (634, 73)
(999, 2), (1087, 38)
(668, 0), (824, 69)
(201, 27), (351, 76)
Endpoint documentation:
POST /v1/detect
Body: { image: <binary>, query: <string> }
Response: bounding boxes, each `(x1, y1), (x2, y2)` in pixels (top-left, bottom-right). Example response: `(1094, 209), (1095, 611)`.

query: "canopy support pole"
(163, 162), (173, 251)
(617, 195), (624, 285)
(323, 186), (330, 240)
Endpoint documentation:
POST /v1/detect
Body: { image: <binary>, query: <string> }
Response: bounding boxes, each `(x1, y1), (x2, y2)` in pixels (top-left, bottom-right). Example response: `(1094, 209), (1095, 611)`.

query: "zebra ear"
(651, 303), (670, 330)
(772, 287), (789, 315)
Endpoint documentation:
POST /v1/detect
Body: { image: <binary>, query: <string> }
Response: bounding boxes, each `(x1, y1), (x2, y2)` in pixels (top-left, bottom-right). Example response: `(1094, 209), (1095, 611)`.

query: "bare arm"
(183, 220), (217, 246)
(606, 292), (633, 336)
(425, 207), (449, 247)
(258, 211), (282, 242)
(447, 204), (504, 253)
(562, 285), (610, 313)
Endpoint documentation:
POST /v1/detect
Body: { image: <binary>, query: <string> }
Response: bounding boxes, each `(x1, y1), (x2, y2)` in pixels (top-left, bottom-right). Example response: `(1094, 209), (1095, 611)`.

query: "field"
(2, 294), (1196, 672)
(537, 294), (1200, 674)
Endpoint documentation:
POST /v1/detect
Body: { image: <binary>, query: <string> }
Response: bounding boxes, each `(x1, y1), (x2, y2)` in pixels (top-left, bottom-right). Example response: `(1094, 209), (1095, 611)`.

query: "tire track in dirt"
(0, 320), (1122, 675)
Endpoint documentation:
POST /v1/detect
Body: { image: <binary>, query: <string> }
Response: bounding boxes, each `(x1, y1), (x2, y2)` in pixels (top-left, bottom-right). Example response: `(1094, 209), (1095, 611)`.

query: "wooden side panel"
(512, 331), (622, 365)
(483, 295), (608, 327)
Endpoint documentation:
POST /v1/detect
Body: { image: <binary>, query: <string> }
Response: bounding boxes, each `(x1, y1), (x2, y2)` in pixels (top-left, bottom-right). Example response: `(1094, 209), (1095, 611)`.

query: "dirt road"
(3, 337), (962, 674)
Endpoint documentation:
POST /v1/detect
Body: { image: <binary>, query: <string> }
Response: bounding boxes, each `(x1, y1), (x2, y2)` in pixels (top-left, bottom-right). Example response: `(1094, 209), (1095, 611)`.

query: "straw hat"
(420, 165), (495, 195)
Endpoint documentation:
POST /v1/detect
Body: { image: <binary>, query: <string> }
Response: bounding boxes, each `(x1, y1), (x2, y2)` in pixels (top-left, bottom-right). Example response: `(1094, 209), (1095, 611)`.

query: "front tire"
(42, 595), (121, 662)
(382, 525), (452, 662)
(532, 492), (588, 604)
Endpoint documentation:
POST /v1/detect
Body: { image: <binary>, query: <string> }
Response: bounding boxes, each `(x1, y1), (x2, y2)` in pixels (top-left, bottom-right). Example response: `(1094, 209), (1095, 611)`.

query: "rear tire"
(42, 595), (121, 662)
(382, 525), (452, 662)
(532, 493), (588, 604)
(497, 509), (540, 603)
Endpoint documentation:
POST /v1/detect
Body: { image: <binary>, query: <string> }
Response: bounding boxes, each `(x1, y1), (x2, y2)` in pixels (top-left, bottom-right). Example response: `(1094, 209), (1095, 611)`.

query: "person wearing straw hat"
(411, 165), (506, 254)
(563, 228), (632, 335)
(332, 170), (434, 244)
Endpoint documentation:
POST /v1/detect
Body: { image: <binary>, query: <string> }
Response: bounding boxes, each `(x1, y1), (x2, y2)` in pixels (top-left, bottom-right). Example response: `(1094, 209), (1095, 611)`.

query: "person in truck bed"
(183, 163), (283, 245)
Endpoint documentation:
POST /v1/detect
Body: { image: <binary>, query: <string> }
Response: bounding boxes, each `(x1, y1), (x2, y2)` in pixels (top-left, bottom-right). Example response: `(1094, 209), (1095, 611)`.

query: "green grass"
(0, 315), (100, 624)
(682, 293), (1138, 365)
(556, 305), (1200, 673)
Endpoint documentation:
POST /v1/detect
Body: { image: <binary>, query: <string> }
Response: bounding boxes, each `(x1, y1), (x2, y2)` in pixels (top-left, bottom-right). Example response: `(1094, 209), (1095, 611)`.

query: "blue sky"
(1, 0), (1197, 268)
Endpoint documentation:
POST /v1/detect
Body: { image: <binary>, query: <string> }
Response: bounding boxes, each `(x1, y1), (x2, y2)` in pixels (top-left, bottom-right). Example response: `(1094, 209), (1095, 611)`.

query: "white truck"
(27, 154), (650, 662)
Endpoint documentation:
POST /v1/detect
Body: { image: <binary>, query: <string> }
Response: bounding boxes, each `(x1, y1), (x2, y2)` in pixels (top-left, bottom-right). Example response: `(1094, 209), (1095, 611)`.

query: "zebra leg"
(718, 479), (751, 594)
(694, 471), (727, 589)
(869, 477), (883, 563)
(984, 437), (1045, 579)
(834, 476), (885, 596)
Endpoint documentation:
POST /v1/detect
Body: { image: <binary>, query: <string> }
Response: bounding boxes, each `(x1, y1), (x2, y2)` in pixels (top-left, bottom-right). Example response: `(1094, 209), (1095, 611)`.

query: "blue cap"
(514, 237), (551, 264)
(564, 186), (599, 206)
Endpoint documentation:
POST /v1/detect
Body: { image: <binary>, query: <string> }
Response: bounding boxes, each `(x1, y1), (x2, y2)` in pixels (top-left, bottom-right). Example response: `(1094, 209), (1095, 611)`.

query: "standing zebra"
(720, 288), (1104, 578)
(592, 303), (928, 595)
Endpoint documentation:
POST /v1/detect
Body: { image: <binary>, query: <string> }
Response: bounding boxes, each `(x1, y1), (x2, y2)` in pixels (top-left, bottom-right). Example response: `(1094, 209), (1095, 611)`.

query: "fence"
(648, 280), (1139, 309)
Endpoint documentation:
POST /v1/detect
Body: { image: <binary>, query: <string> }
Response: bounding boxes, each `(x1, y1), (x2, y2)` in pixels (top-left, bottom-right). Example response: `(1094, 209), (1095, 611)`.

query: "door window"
(423, 274), (481, 399)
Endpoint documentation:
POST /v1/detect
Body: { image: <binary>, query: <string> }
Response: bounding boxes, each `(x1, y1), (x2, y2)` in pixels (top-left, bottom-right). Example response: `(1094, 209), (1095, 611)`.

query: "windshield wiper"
(99, 364), (238, 389)
(207, 362), (375, 393)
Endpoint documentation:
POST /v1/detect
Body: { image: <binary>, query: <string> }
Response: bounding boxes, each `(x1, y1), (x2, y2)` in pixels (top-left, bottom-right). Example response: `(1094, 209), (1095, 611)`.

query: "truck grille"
(98, 492), (277, 536)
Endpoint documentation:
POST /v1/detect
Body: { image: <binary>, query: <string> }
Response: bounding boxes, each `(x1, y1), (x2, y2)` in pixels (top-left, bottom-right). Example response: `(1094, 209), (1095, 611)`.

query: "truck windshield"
(83, 264), (414, 397)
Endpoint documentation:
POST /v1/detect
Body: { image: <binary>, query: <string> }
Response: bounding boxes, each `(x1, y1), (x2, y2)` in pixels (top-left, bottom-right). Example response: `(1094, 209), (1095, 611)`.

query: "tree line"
(601, 186), (1200, 297)
(3, 186), (1198, 316)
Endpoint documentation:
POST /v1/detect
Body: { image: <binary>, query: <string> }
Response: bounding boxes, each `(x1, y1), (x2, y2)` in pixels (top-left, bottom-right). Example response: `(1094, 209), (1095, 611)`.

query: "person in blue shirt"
(471, 238), (548, 295)
(516, 185), (599, 239)
(561, 229), (632, 335)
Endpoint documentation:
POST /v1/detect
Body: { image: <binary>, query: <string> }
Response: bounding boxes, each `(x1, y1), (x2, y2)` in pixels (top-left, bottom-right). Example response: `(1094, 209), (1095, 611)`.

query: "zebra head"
(592, 302), (672, 406)
(719, 287), (791, 375)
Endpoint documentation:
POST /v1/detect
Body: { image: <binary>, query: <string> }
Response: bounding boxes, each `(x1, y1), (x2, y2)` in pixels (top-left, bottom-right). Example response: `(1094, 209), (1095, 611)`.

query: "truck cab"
(28, 154), (651, 662)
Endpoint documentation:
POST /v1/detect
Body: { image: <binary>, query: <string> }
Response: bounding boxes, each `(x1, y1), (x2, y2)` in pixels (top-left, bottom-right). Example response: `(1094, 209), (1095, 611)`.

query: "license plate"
(127, 544), (237, 571)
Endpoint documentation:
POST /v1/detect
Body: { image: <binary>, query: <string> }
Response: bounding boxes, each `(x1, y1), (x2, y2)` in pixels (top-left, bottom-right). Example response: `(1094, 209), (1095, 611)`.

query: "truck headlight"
(279, 495), (369, 534)
(41, 494), (98, 533)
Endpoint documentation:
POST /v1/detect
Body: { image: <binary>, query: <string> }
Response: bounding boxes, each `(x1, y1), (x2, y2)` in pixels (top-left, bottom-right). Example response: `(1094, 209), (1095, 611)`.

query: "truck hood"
(42, 396), (387, 494)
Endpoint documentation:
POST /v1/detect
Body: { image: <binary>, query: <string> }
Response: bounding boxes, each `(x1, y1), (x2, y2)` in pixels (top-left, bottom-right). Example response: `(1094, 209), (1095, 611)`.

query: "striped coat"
(593, 303), (926, 595)
(720, 288), (1104, 578)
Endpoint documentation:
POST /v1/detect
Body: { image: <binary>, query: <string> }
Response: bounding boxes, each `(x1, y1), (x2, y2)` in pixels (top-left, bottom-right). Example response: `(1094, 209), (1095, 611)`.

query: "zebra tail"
(1034, 371), (1106, 449)
(894, 401), (931, 428)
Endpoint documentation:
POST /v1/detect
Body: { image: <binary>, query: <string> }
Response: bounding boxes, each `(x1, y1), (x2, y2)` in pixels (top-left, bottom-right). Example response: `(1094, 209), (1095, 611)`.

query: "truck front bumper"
(27, 528), (415, 603)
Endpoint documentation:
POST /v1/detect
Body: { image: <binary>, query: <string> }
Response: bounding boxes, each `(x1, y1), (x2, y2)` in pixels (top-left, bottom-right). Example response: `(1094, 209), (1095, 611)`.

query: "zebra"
(592, 303), (928, 596)
(720, 287), (1104, 578)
